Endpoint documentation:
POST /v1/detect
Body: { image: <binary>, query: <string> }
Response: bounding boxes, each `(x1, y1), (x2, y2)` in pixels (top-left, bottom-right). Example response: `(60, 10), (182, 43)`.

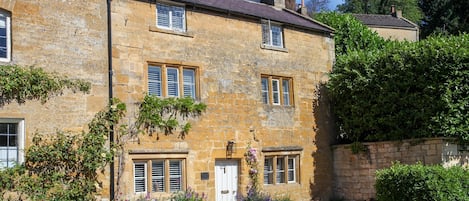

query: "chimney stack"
(296, 0), (307, 15)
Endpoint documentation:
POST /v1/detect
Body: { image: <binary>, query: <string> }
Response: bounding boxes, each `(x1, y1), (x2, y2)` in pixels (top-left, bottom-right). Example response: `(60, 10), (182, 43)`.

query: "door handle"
(221, 190), (229, 194)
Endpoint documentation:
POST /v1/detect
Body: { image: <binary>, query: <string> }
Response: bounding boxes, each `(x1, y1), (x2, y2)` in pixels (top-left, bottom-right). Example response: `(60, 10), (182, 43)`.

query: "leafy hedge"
(376, 163), (469, 201)
(326, 33), (469, 142)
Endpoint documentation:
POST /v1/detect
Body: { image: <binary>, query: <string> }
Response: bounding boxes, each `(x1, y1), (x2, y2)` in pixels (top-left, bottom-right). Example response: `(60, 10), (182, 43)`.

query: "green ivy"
(0, 98), (126, 201)
(0, 65), (90, 106)
(136, 95), (206, 139)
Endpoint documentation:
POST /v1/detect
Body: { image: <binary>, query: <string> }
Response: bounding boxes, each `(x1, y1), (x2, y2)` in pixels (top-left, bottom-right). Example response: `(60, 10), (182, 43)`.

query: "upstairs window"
(0, 10), (11, 62)
(156, 3), (186, 32)
(261, 20), (283, 48)
(148, 64), (198, 99)
(261, 75), (293, 106)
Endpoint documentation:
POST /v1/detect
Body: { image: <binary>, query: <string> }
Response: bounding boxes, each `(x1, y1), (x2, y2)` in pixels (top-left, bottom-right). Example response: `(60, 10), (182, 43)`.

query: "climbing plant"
(0, 65), (90, 107)
(136, 95), (207, 139)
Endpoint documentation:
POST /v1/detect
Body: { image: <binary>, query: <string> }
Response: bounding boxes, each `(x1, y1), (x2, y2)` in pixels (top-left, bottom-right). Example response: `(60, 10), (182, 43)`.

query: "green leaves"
(136, 95), (207, 139)
(0, 65), (91, 107)
(326, 32), (469, 143)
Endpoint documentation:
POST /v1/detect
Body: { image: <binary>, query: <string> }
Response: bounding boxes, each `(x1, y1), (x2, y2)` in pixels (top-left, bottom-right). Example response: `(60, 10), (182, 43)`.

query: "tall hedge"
(326, 34), (469, 143)
(376, 163), (469, 201)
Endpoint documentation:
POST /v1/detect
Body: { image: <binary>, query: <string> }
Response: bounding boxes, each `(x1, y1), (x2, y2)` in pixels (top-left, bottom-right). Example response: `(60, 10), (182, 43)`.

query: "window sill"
(149, 26), (194, 38)
(260, 44), (288, 53)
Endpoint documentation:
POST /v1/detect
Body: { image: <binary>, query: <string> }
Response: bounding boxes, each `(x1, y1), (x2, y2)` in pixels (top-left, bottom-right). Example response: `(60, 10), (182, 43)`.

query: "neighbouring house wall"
(332, 138), (469, 201)
(370, 27), (419, 42)
(0, 0), (109, 198)
(111, 1), (335, 200)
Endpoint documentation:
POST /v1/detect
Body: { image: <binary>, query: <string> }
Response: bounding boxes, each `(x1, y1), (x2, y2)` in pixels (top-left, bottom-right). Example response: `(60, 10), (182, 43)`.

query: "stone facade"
(332, 138), (469, 201)
(369, 27), (419, 42)
(0, 0), (335, 201)
(110, 1), (334, 201)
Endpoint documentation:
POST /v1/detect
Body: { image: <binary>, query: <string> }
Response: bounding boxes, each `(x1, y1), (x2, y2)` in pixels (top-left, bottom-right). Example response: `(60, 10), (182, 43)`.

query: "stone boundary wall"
(332, 138), (469, 201)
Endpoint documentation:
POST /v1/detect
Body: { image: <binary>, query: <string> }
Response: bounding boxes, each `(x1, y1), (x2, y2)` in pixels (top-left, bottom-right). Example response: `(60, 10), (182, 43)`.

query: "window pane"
(0, 123), (7, 134)
(282, 79), (290, 105)
(134, 163), (147, 193)
(183, 69), (196, 98)
(157, 4), (171, 28)
(171, 6), (185, 31)
(264, 158), (273, 184)
(261, 22), (270, 45)
(152, 160), (165, 192)
(276, 157), (285, 183)
(288, 157), (295, 182)
(0, 136), (7, 146)
(148, 66), (162, 96)
(169, 160), (182, 192)
(272, 79), (280, 105)
(167, 68), (179, 97)
(0, 15), (6, 59)
(261, 78), (269, 104)
(271, 25), (283, 47)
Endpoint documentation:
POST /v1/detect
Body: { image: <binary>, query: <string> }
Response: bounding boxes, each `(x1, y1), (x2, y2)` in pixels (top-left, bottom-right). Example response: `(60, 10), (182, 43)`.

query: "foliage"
(375, 163), (469, 201)
(327, 34), (469, 143)
(314, 12), (389, 56)
(0, 98), (126, 201)
(136, 95), (206, 139)
(419, 0), (469, 38)
(337, 0), (423, 23)
(0, 65), (90, 107)
(170, 188), (207, 201)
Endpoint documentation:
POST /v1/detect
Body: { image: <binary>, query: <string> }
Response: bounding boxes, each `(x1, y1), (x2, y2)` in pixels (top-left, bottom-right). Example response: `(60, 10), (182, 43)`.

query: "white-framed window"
(0, 119), (24, 169)
(133, 159), (185, 193)
(0, 10), (11, 62)
(261, 75), (293, 106)
(261, 20), (283, 48)
(148, 64), (198, 99)
(156, 3), (186, 32)
(263, 155), (298, 185)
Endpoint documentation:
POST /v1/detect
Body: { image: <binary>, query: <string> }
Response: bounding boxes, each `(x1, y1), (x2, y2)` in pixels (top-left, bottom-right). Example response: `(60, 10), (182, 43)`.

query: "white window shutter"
(169, 160), (182, 192)
(134, 163), (147, 193)
(166, 68), (179, 97)
(0, 13), (8, 59)
(148, 66), (162, 96)
(272, 79), (280, 105)
(157, 4), (171, 28)
(183, 69), (195, 98)
(152, 161), (165, 192)
(282, 79), (290, 105)
(171, 6), (185, 31)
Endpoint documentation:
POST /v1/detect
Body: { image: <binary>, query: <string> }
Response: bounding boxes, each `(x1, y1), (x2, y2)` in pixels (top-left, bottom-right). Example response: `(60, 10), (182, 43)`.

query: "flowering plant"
(244, 145), (259, 193)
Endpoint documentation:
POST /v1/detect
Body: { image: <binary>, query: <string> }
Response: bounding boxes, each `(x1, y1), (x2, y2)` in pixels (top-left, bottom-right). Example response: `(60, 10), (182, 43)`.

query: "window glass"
(282, 79), (290, 106)
(166, 68), (179, 97)
(169, 160), (182, 192)
(183, 69), (195, 98)
(261, 20), (283, 48)
(287, 157), (295, 182)
(134, 163), (147, 193)
(148, 66), (162, 96)
(261, 78), (269, 104)
(0, 11), (10, 61)
(271, 25), (283, 47)
(152, 160), (165, 192)
(171, 6), (185, 31)
(276, 157), (285, 183)
(264, 158), (273, 184)
(157, 3), (185, 32)
(157, 4), (171, 28)
(272, 79), (280, 105)
(0, 123), (18, 168)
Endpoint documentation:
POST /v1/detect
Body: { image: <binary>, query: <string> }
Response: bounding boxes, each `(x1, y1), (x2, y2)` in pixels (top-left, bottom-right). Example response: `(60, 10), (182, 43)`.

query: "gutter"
(106, 0), (115, 200)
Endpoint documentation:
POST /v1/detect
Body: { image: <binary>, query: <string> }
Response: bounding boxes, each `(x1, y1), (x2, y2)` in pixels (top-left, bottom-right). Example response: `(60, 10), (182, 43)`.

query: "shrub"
(376, 163), (469, 201)
(170, 188), (207, 201)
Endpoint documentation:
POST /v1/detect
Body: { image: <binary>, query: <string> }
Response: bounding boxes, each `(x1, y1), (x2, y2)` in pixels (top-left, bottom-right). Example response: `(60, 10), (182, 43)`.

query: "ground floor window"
(263, 155), (299, 185)
(133, 159), (185, 193)
(0, 119), (24, 169)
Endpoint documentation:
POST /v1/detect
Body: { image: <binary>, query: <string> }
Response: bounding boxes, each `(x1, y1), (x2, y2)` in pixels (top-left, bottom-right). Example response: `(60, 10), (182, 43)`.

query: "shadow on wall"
(310, 83), (338, 201)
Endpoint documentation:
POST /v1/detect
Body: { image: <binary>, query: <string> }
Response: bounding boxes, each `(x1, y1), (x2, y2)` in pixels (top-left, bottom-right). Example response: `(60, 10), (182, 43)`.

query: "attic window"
(261, 20), (283, 48)
(156, 3), (185, 32)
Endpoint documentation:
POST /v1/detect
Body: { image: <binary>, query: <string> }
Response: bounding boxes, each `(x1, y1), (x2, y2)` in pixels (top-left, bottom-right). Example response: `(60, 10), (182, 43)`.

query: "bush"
(376, 163), (469, 201)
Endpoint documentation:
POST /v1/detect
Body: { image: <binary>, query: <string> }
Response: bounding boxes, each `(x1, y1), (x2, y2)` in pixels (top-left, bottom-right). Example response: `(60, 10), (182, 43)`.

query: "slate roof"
(173, 0), (334, 33)
(353, 14), (417, 28)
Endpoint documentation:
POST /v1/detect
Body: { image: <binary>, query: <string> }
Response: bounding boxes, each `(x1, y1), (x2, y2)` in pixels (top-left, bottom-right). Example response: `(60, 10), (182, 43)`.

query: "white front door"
(215, 160), (239, 201)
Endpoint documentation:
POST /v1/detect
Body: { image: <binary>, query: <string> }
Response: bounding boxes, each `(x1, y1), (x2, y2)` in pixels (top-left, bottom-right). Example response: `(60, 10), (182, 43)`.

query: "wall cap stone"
(262, 146), (303, 152)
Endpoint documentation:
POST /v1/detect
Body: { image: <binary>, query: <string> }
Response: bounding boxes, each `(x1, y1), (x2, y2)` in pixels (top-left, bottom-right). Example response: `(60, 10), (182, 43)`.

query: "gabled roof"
(173, 0), (334, 33)
(353, 14), (417, 28)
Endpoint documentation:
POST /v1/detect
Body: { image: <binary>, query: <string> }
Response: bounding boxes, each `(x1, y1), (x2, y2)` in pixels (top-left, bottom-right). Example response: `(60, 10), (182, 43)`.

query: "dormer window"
(261, 20), (283, 48)
(156, 3), (186, 32)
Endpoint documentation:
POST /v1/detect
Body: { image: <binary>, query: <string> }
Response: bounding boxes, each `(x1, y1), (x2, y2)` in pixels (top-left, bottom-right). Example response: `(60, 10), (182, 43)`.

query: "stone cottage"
(0, 0), (335, 200)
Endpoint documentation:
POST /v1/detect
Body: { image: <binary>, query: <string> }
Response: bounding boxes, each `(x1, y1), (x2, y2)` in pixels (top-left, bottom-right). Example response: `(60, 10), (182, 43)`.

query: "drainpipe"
(106, 0), (115, 200)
